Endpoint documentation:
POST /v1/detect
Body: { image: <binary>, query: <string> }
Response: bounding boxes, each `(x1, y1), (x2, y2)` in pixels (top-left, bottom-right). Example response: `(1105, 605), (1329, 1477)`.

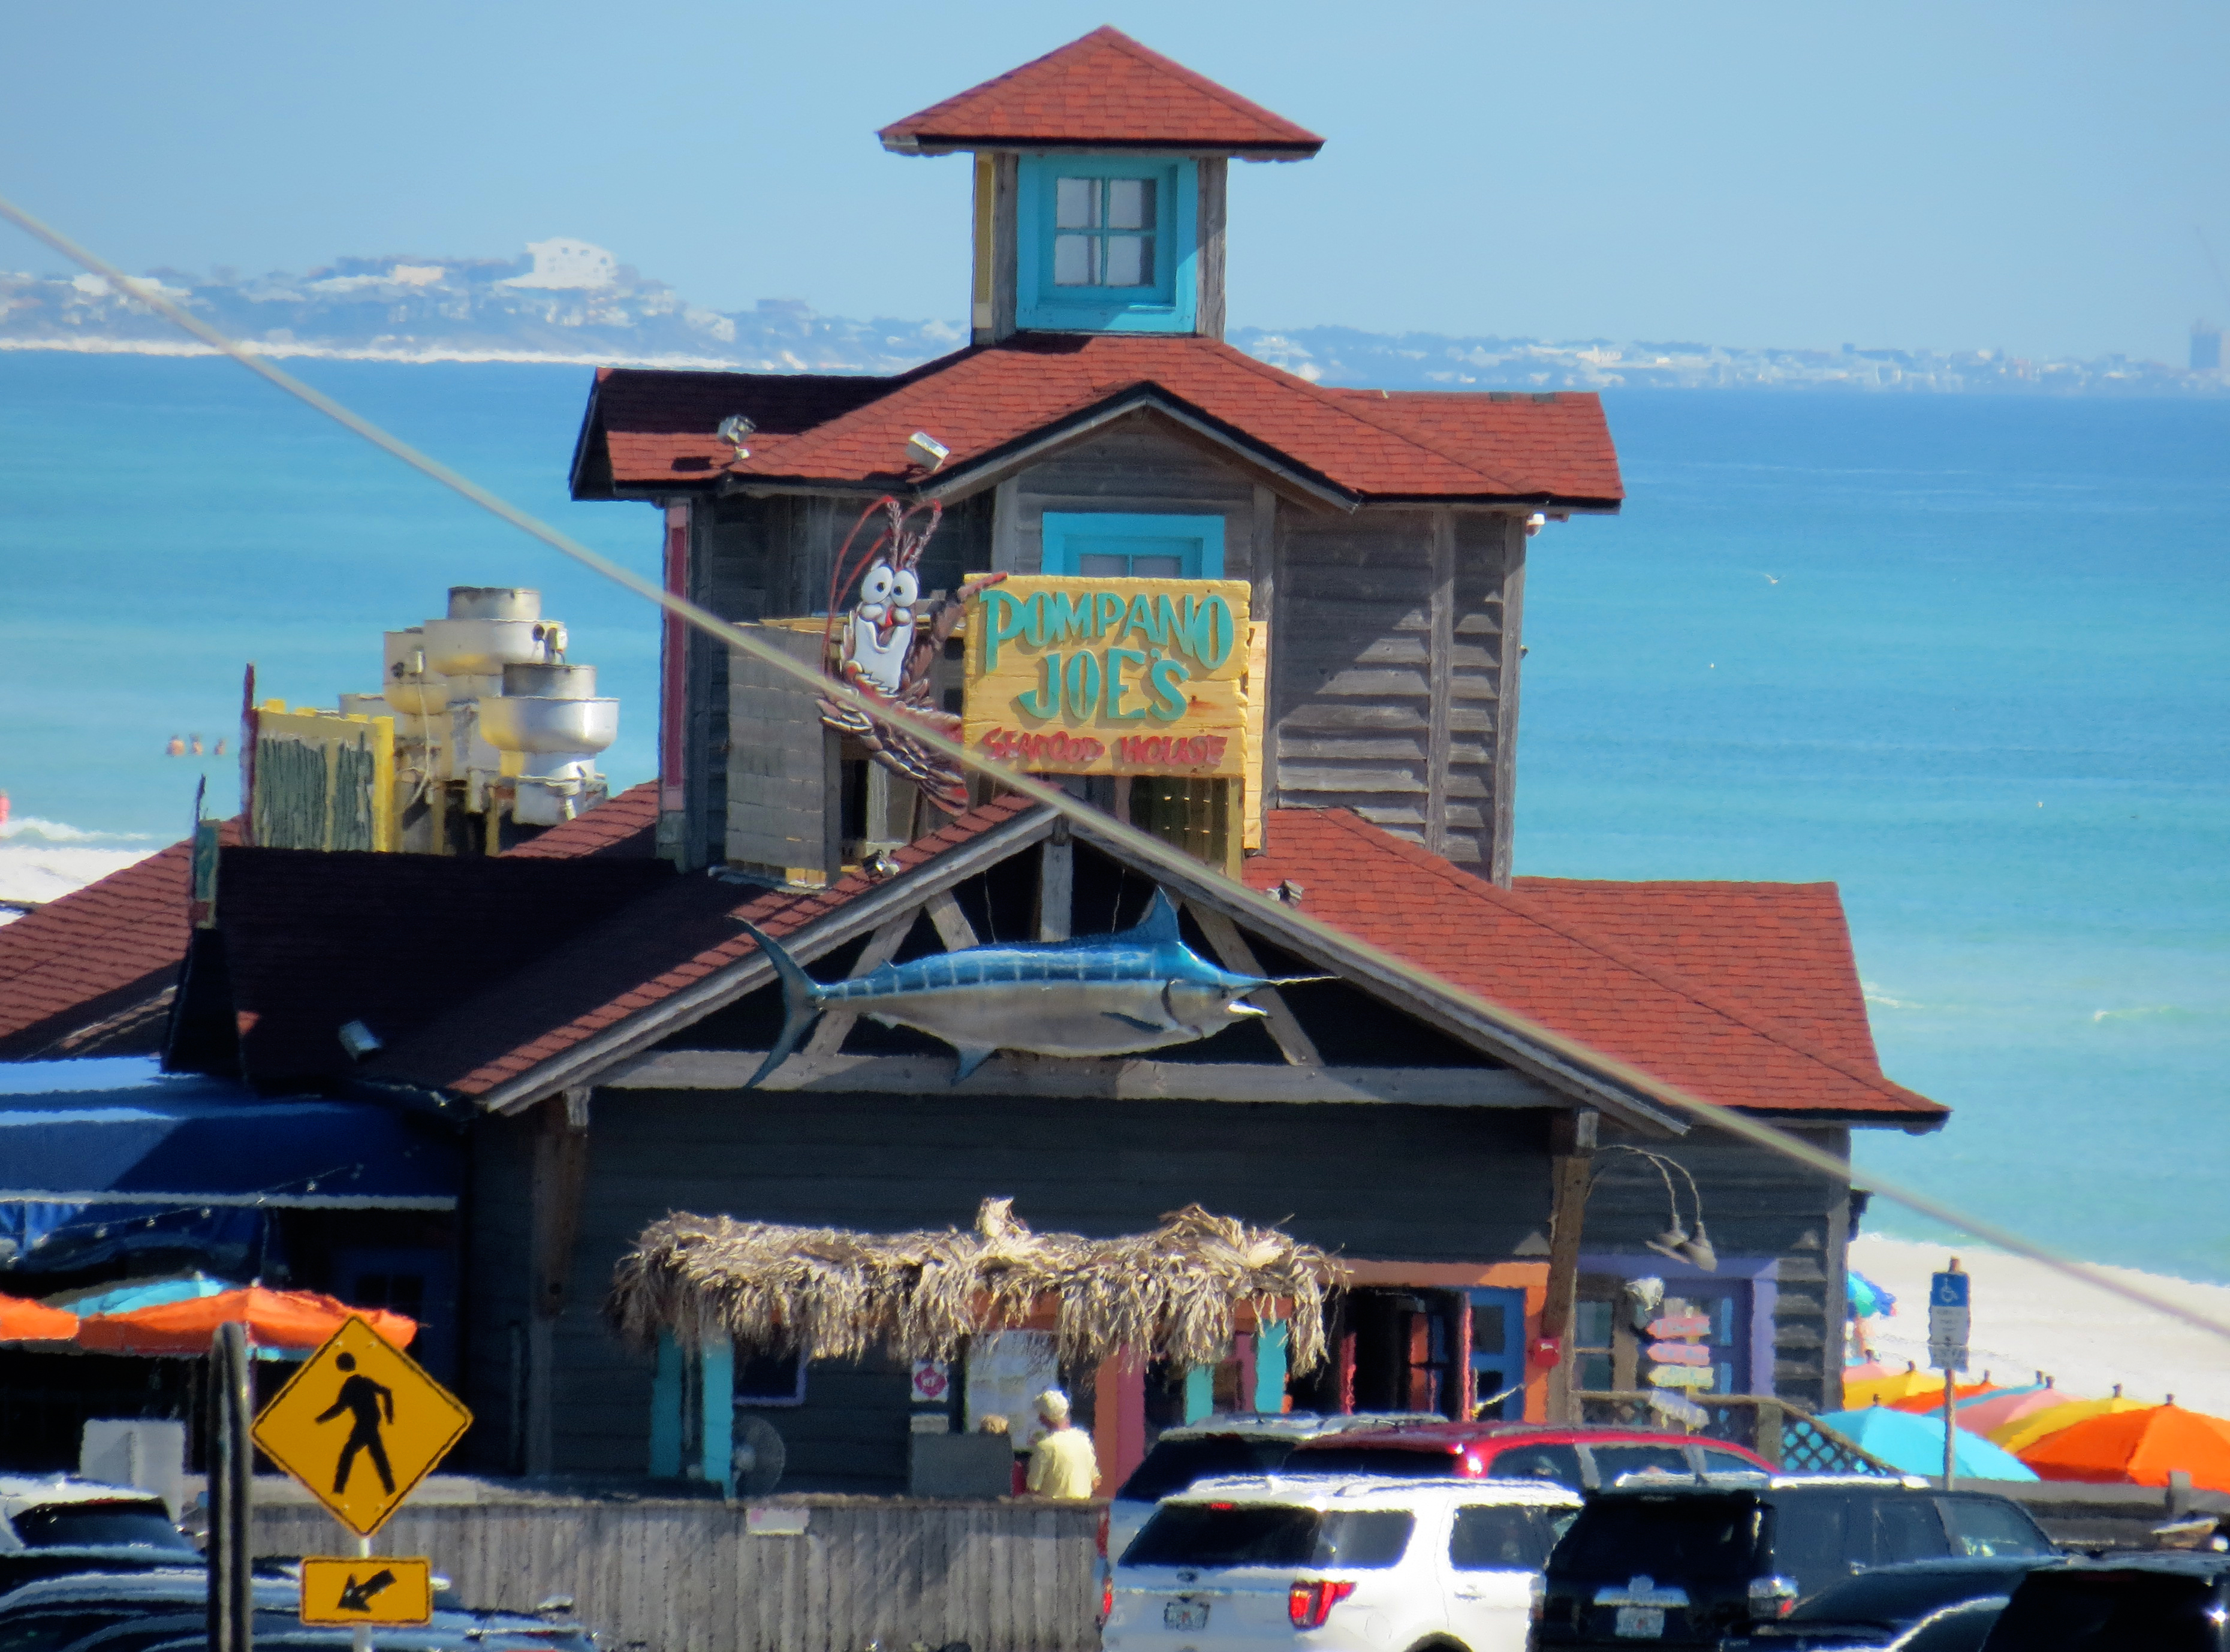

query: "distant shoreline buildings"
(1, 242), (2222, 396)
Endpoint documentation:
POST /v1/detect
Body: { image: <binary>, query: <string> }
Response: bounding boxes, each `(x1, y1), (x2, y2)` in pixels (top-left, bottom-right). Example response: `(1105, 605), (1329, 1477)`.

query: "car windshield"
(1283, 1445), (1453, 1478)
(11, 1505), (192, 1552)
(1125, 1505), (1415, 1569)
(1939, 1496), (2054, 1559)
(1984, 1569), (2224, 1651)
(1591, 1444), (1698, 1486)
(1487, 1444), (1584, 1488)
(1552, 1495), (1763, 1585)
(1116, 1436), (1297, 1502)
(1790, 1566), (2038, 1627)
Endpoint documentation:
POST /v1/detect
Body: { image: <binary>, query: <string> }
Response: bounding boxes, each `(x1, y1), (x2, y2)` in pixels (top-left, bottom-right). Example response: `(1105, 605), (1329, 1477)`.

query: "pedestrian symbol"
(252, 1316), (471, 1536)
(298, 1555), (434, 1626)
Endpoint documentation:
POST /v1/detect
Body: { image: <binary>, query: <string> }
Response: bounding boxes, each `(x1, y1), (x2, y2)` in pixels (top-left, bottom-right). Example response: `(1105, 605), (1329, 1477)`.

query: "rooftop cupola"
(878, 26), (1322, 345)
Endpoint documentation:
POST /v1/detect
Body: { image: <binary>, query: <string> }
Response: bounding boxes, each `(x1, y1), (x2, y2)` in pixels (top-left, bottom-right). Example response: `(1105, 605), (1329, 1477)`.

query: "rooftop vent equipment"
(344, 586), (617, 851)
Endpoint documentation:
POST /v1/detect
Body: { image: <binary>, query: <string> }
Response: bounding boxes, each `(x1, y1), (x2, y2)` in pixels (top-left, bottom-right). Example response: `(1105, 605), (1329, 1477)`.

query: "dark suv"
(1533, 1477), (2056, 1647)
(1981, 1554), (2230, 1651)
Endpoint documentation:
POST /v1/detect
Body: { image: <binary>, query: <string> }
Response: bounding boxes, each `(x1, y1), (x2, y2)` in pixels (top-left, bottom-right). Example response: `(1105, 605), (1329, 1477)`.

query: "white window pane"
(1102, 234), (1150, 287)
(1131, 554), (1184, 578)
(1078, 553), (1129, 577)
(1052, 234), (1093, 287)
(1106, 177), (1153, 230)
(1055, 177), (1098, 229)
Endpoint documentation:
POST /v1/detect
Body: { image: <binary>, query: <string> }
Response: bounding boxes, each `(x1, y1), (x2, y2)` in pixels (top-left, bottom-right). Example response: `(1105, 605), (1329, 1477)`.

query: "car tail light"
(1288, 1579), (1357, 1629)
(1458, 1451), (1485, 1476)
(1101, 1575), (1113, 1624)
(1747, 1575), (1800, 1619)
(1096, 1509), (1109, 1558)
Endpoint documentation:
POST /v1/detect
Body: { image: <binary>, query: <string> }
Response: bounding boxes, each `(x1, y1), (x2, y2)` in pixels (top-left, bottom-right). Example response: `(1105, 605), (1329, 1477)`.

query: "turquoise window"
(1041, 512), (1224, 578)
(1017, 156), (1197, 333)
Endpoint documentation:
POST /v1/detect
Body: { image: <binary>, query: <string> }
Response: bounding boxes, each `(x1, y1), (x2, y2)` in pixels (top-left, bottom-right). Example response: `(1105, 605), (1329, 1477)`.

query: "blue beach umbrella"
(1847, 1271), (1898, 1319)
(1818, 1406), (2039, 1481)
(54, 1273), (234, 1319)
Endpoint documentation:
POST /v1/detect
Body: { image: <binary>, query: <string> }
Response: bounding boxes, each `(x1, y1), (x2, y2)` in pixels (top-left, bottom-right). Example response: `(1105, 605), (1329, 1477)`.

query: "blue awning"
(0, 1059), (461, 1277)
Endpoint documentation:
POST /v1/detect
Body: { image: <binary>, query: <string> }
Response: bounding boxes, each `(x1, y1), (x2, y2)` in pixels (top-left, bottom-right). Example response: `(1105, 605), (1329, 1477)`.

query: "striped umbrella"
(1993, 1392), (2155, 1454)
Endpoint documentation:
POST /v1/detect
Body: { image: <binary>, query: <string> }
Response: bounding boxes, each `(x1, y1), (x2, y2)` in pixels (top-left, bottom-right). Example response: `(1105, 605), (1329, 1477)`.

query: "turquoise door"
(1468, 1287), (1529, 1420)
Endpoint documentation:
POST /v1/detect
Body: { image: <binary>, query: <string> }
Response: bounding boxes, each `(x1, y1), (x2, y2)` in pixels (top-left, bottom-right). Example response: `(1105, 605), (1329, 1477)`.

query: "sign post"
(1928, 1262), (1970, 1490)
(250, 1315), (472, 1633)
(204, 1323), (253, 1652)
(1643, 1307), (1716, 1433)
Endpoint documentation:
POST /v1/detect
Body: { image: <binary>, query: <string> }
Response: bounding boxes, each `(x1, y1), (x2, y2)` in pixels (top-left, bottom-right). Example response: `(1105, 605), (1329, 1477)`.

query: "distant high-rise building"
(2193, 319), (2223, 372)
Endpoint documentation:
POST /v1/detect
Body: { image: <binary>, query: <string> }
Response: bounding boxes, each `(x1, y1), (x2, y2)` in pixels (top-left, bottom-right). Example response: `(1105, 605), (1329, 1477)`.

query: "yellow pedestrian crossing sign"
(252, 1316), (471, 1536)
(299, 1556), (435, 1626)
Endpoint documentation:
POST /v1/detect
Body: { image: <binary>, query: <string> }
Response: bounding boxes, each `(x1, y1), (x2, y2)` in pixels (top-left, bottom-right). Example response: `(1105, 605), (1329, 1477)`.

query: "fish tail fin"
(739, 921), (823, 1087)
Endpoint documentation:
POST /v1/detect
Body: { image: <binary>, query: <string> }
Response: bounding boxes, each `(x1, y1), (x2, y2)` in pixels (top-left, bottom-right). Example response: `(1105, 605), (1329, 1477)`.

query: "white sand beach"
(1849, 1233), (2230, 1418)
(0, 837), (156, 923)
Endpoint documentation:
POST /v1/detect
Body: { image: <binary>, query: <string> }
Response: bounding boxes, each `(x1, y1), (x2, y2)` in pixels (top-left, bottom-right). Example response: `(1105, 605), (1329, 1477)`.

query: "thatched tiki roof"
(607, 1198), (1343, 1376)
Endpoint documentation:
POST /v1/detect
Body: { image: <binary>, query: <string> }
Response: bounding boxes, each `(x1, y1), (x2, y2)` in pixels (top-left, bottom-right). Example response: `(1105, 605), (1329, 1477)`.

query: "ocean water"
(2, 355), (2225, 1283)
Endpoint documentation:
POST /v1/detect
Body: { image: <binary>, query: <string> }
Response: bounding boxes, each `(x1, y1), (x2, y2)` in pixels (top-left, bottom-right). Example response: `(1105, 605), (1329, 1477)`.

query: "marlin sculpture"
(740, 889), (1315, 1086)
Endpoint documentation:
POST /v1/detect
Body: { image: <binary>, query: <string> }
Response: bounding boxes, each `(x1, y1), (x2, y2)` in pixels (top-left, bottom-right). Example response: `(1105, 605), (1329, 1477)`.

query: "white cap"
(1036, 1388), (1070, 1424)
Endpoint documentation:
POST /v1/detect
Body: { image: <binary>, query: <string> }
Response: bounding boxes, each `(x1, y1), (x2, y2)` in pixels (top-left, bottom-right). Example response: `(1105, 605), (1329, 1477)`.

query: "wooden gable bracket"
(1183, 900), (1322, 1068)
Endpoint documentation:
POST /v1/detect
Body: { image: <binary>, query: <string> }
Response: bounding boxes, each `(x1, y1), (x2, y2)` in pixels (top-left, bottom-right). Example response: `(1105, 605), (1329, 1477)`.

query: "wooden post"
(204, 1321), (252, 1652)
(1035, 821), (1073, 942)
(1542, 1108), (1598, 1424)
(1490, 516), (1528, 888)
(525, 1092), (590, 1476)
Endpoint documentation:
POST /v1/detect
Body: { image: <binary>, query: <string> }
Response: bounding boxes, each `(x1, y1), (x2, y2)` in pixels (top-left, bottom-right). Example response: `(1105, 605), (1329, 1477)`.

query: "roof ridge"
(1310, 383), (1536, 493)
(1514, 874), (1843, 895)
(1310, 810), (1925, 1108)
(1090, 28), (1321, 137)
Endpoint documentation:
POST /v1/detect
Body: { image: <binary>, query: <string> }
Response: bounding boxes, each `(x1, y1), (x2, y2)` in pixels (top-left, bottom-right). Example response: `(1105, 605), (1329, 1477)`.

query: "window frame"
(1039, 511), (1225, 579)
(1017, 155), (1198, 334)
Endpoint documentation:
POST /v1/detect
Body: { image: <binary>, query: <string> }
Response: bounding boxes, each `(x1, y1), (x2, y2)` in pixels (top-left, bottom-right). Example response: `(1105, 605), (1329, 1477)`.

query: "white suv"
(1105, 1475), (1581, 1652)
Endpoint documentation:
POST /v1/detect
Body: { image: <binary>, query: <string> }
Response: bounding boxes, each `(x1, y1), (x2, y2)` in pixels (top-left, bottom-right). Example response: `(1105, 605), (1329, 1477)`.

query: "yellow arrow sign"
(299, 1556), (435, 1626)
(251, 1316), (471, 1536)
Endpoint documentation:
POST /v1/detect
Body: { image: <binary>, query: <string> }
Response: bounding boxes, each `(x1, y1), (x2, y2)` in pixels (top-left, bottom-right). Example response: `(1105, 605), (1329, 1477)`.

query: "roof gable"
(879, 26), (1323, 158)
(1244, 810), (1939, 1122)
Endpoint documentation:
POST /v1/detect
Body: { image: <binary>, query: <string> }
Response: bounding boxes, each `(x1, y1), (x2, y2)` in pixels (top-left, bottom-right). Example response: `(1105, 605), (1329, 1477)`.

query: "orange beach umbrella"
(0, 1294), (79, 1343)
(1888, 1378), (2000, 1415)
(2021, 1404), (2230, 1493)
(77, 1286), (415, 1358)
(1993, 1392), (2154, 1454)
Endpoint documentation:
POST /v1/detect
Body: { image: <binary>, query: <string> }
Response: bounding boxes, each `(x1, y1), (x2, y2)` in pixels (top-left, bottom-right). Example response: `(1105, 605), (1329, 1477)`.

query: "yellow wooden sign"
(298, 1556), (435, 1626)
(251, 1316), (472, 1537)
(962, 575), (1252, 779)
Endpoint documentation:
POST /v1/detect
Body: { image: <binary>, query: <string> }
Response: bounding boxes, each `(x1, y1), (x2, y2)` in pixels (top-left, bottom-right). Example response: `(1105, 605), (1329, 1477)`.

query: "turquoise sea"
(2, 354), (2226, 1283)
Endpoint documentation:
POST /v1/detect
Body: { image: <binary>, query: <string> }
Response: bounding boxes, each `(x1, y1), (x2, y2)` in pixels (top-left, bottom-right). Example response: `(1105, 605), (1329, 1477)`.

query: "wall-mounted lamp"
(717, 414), (755, 460)
(1593, 1145), (1717, 1271)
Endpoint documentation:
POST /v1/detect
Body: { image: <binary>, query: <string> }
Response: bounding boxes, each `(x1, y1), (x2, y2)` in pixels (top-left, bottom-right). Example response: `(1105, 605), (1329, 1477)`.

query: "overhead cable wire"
(8, 188), (2227, 1353)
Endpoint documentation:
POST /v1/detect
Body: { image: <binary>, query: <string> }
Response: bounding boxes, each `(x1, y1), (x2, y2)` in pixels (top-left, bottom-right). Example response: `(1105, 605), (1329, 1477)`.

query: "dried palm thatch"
(607, 1197), (1343, 1376)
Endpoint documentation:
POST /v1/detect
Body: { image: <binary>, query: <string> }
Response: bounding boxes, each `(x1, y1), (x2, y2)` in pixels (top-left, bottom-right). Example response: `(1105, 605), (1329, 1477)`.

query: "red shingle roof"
(577, 338), (1623, 508)
(1246, 809), (1939, 1122)
(1512, 876), (1881, 1071)
(0, 825), (237, 1059)
(879, 26), (1322, 158)
(502, 780), (660, 859)
(366, 792), (1043, 1100)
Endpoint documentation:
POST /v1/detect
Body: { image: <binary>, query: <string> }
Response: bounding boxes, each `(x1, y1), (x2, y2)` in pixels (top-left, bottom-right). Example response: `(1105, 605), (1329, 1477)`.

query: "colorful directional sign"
(298, 1557), (434, 1626)
(251, 1315), (472, 1536)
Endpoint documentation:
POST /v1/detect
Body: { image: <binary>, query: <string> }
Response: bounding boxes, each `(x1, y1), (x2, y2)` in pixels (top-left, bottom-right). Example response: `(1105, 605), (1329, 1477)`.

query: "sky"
(3, 2), (2228, 361)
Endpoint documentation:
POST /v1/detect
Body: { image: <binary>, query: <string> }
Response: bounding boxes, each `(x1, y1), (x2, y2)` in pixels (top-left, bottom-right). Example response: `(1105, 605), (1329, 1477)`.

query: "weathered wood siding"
(990, 414), (1262, 581)
(1587, 1126), (1852, 1412)
(250, 1496), (1102, 1652)
(1271, 507), (1526, 876)
(511, 1090), (1557, 1479)
(676, 492), (993, 870)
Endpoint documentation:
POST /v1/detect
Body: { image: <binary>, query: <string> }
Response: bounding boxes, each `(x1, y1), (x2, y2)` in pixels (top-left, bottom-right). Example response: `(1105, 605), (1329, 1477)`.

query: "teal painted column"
(1183, 1365), (1215, 1424)
(1253, 1322), (1288, 1413)
(648, 1332), (683, 1478)
(701, 1333), (734, 1495)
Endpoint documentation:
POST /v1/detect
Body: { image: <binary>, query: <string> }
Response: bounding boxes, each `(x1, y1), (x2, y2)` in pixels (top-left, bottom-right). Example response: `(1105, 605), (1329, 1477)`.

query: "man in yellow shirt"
(1024, 1389), (1100, 1499)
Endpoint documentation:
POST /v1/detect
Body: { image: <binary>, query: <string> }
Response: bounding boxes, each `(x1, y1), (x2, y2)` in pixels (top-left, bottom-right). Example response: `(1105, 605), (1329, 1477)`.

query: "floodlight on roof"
(907, 430), (951, 473)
